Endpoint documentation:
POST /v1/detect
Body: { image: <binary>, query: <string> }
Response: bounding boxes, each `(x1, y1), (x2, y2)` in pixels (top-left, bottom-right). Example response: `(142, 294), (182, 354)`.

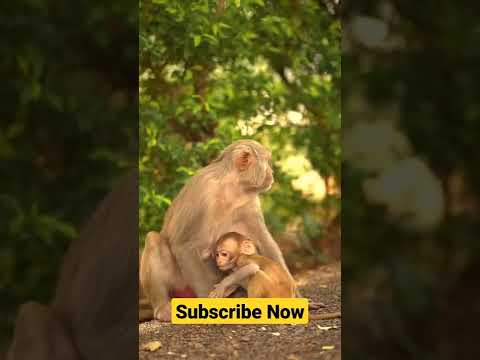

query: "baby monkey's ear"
(239, 239), (256, 255)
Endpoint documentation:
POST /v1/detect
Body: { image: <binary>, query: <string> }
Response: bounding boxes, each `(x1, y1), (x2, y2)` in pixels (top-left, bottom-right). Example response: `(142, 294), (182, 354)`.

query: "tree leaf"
(141, 341), (162, 352)
(194, 35), (202, 47)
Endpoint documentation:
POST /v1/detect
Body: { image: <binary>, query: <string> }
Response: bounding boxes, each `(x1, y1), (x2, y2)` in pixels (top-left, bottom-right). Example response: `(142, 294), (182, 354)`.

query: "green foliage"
(139, 0), (341, 260)
(0, 0), (137, 350)
(343, 2), (480, 357)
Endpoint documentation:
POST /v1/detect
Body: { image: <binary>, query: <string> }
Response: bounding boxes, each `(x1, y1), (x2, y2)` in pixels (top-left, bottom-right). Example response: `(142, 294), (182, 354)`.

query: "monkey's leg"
(139, 296), (154, 322)
(173, 242), (221, 297)
(139, 253), (154, 322)
(140, 231), (181, 322)
(8, 302), (78, 360)
(247, 273), (270, 298)
(248, 229), (325, 306)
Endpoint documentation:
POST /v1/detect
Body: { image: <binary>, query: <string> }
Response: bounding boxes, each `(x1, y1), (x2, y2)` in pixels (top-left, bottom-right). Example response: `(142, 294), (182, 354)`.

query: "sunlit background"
(139, 0), (341, 271)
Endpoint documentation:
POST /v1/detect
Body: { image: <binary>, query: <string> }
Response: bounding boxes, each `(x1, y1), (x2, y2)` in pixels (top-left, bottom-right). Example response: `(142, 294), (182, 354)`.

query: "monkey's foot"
(153, 304), (171, 322)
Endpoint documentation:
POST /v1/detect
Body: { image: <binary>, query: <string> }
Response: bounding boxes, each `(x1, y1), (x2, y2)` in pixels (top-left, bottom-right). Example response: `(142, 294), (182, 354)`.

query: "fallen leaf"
(141, 341), (162, 352)
(322, 345), (335, 351)
(316, 325), (338, 331)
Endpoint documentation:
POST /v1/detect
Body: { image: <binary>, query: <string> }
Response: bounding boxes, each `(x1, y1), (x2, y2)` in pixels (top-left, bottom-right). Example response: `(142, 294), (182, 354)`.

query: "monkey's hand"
(223, 285), (239, 297)
(208, 284), (227, 298)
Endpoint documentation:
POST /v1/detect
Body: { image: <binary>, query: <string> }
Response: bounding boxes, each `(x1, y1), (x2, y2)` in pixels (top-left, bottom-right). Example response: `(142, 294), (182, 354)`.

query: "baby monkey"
(207, 232), (296, 298)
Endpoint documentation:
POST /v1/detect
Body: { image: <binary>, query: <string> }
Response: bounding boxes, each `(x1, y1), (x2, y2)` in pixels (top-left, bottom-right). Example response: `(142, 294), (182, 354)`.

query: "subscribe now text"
(171, 298), (309, 324)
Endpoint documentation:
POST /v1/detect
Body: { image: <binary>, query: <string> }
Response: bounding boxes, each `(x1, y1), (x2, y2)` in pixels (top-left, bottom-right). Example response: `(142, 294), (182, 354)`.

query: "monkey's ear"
(239, 239), (256, 255)
(234, 150), (252, 171)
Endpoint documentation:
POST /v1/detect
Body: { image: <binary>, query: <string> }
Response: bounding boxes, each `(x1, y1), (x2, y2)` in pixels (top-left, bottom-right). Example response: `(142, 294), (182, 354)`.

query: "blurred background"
(139, 0), (341, 273)
(0, 0), (137, 352)
(343, 1), (480, 359)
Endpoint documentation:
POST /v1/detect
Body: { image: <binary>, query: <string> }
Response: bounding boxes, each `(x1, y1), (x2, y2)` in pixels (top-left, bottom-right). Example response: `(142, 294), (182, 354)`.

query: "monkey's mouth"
(260, 176), (274, 192)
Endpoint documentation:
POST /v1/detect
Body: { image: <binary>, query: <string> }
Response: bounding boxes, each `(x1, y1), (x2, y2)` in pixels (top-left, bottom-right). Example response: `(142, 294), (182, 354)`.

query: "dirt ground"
(139, 263), (341, 360)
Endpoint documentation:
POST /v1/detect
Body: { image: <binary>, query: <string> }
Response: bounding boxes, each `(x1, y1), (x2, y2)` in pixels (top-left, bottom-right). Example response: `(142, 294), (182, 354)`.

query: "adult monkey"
(140, 139), (315, 321)
(7, 174), (138, 360)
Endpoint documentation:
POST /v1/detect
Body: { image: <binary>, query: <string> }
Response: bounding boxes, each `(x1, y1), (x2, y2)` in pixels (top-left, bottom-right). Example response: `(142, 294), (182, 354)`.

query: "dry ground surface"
(139, 263), (341, 360)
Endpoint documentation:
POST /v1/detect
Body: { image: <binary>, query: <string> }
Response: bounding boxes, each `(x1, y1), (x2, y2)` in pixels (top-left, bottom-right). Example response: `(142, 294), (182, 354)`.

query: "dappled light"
(139, 0), (341, 270)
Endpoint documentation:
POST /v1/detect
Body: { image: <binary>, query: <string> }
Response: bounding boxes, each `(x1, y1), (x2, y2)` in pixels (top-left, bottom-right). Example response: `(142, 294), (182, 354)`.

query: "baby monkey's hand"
(208, 284), (238, 298)
(208, 283), (227, 298)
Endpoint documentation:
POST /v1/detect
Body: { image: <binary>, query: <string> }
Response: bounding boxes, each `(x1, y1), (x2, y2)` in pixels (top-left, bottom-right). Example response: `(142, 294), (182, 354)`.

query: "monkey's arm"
(208, 263), (260, 298)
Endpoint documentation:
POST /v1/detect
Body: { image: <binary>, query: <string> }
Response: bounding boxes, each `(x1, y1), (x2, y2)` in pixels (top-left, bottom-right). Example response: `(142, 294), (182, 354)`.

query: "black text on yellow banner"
(171, 298), (309, 324)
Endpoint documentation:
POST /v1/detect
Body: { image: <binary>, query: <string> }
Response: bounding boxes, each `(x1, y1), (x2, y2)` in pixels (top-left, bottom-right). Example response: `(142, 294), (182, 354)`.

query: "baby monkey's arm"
(208, 263), (260, 298)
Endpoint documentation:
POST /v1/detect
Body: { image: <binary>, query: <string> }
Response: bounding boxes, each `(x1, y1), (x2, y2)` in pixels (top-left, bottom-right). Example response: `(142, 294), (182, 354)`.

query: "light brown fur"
(208, 233), (296, 298)
(241, 254), (296, 298)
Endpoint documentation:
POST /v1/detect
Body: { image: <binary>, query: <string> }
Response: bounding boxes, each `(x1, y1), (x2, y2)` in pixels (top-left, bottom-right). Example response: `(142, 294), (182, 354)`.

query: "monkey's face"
(259, 162), (274, 193)
(215, 239), (238, 271)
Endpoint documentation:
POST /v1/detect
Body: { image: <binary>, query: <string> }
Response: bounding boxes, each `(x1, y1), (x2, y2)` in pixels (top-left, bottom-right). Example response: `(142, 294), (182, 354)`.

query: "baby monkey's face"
(215, 239), (237, 271)
(215, 237), (257, 271)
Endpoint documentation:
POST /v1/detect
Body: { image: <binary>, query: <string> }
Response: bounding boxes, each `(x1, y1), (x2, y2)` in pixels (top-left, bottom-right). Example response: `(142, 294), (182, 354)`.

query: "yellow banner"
(171, 298), (309, 324)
